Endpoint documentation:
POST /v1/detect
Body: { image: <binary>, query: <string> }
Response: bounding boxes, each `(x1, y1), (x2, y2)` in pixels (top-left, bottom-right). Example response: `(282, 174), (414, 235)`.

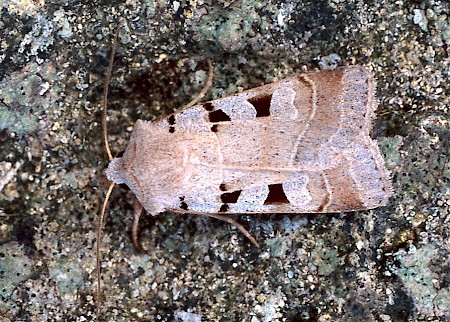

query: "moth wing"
(151, 67), (392, 214)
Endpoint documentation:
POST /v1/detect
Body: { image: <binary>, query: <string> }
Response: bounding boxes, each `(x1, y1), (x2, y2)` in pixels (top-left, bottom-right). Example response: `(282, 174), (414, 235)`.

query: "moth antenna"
(97, 18), (124, 322)
(102, 18), (124, 162)
(200, 213), (260, 248)
(179, 58), (214, 110)
(131, 197), (148, 253)
(96, 182), (115, 322)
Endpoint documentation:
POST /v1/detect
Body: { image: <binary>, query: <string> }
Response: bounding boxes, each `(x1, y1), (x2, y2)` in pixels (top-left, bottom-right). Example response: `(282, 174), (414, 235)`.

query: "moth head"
(105, 157), (126, 184)
(105, 120), (190, 212)
(105, 139), (143, 209)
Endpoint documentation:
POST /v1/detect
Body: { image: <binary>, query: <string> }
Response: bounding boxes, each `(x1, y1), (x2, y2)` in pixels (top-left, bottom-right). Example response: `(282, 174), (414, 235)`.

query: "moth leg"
(200, 213), (260, 248)
(132, 197), (148, 253)
(177, 57), (214, 112)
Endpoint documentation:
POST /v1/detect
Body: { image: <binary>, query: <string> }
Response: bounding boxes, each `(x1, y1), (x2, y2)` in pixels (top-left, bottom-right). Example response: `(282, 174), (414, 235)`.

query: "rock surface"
(0, 1), (449, 321)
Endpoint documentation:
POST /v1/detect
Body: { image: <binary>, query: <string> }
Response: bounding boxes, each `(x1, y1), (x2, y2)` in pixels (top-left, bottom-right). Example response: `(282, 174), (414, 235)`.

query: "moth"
(105, 66), (392, 219)
(95, 26), (393, 322)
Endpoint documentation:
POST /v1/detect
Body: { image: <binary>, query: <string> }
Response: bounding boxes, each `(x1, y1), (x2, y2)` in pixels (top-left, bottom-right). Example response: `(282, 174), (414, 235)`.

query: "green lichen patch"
(392, 244), (450, 317)
(0, 62), (59, 137)
(48, 260), (84, 303)
(0, 242), (34, 312)
(310, 239), (343, 277)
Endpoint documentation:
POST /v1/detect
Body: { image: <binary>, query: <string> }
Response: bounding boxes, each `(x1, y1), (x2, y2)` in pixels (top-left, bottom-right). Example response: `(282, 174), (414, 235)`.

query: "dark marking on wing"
(248, 94), (272, 117)
(264, 183), (290, 205)
(116, 150), (131, 190)
(209, 109), (231, 122)
(219, 183), (228, 191)
(220, 190), (241, 204)
(219, 204), (229, 212)
(168, 114), (175, 133)
(202, 102), (214, 111)
(211, 124), (219, 132)
(179, 196), (188, 210)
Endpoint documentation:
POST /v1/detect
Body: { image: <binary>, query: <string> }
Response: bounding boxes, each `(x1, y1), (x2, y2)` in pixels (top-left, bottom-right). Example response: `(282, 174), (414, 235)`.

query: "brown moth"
(95, 25), (393, 321)
(106, 66), (392, 216)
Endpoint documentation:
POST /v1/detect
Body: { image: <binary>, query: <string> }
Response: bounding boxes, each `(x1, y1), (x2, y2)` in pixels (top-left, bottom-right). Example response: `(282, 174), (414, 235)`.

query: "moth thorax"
(105, 157), (125, 184)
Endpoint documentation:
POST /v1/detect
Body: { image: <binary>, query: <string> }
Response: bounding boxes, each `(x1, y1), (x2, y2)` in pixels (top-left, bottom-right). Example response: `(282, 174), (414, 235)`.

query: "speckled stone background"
(0, 1), (449, 321)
